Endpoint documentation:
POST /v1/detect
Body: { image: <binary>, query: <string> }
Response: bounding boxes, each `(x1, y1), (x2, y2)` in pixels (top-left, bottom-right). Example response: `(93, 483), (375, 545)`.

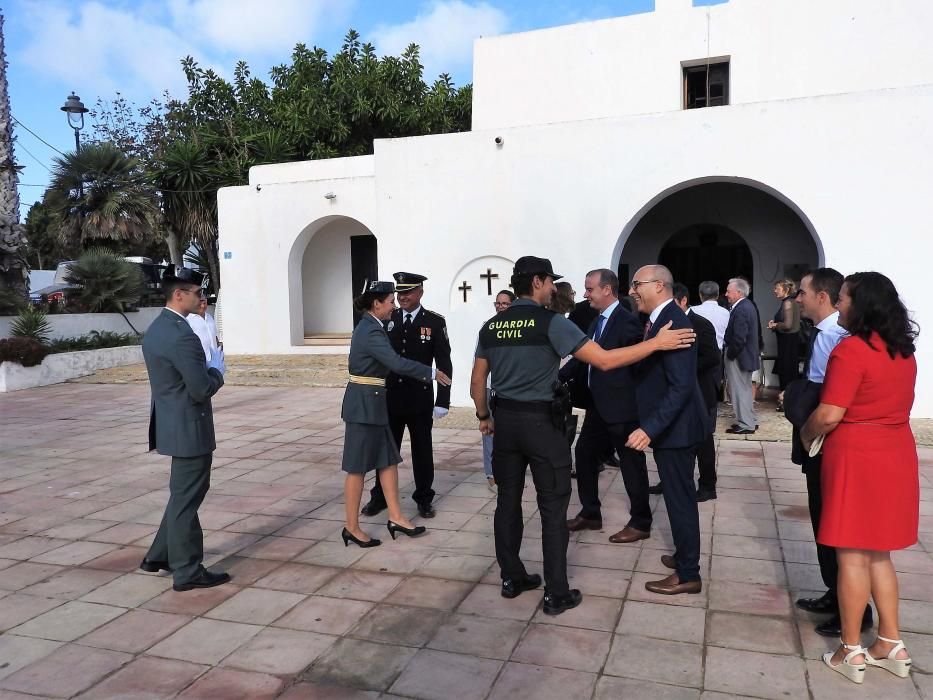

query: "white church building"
(217, 0), (933, 415)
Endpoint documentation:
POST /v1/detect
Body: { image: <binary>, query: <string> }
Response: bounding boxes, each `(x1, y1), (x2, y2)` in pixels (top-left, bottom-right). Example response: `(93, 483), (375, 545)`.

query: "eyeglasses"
(630, 279), (660, 289)
(494, 302), (511, 308)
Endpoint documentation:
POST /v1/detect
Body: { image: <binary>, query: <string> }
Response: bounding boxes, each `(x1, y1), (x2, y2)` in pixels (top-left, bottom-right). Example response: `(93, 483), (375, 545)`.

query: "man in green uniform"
(471, 256), (695, 615)
(139, 265), (230, 592)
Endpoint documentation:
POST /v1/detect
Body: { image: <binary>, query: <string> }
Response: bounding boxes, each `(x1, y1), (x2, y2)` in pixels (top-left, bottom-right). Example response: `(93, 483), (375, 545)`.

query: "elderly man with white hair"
(723, 278), (760, 434)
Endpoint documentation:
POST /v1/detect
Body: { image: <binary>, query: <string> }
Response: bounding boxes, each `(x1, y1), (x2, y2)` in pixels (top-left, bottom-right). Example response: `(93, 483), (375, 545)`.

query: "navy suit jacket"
(635, 301), (710, 449)
(723, 298), (761, 372)
(560, 302), (642, 423)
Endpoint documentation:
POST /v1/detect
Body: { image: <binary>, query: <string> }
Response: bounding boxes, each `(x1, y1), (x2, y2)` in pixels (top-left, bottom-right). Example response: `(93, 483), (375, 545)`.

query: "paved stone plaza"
(0, 382), (931, 699)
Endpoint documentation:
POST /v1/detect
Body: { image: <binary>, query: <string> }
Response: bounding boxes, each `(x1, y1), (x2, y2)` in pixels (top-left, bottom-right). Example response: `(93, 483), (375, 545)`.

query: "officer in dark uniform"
(470, 256), (696, 615)
(362, 272), (453, 518)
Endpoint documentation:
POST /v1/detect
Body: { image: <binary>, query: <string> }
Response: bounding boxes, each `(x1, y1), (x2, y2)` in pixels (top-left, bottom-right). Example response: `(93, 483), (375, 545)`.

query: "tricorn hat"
(513, 256), (562, 281)
(162, 264), (209, 288)
(393, 272), (427, 292)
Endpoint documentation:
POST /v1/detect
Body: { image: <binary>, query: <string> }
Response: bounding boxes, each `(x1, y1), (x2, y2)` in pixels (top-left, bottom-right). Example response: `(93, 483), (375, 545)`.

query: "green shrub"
(45, 330), (141, 354)
(64, 248), (144, 312)
(10, 307), (52, 344)
(0, 337), (50, 367)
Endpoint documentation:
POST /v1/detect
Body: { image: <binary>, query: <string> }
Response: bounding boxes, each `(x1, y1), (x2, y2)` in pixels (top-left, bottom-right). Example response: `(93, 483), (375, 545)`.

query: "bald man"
(627, 265), (710, 595)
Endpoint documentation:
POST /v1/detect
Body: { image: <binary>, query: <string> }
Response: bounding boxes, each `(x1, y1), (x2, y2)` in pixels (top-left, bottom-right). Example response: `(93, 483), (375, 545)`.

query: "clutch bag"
(808, 434), (825, 458)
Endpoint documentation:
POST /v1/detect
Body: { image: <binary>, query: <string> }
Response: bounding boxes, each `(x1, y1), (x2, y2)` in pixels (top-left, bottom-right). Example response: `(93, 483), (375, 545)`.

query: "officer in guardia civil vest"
(362, 271), (453, 519)
(469, 255), (696, 616)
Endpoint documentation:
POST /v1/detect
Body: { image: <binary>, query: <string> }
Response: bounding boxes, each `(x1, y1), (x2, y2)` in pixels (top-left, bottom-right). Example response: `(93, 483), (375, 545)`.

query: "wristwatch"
(476, 411), (490, 421)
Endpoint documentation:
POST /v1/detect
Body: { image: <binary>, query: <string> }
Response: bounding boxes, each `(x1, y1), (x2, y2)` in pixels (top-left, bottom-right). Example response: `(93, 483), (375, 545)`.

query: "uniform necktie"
(404, 314), (412, 331)
(593, 315), (606, 343)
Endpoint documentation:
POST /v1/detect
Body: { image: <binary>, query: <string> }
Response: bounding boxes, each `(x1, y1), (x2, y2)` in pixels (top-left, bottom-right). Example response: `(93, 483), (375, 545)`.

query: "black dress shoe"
(725, 427), (756, 435)
(648, 483), (664, 495)
(172, 568), (231, 592)
(729, 423), (759, 432)
(815, 605), (873, 637)
(695, 489), (717, 502)
(542, 589), (583, 615)
(417, 503), (436, 519)
(360, 500), (387, 517)
(796, 591), (837, 614)
(501, 573), (542, 599)
(139, 558), (172, 573)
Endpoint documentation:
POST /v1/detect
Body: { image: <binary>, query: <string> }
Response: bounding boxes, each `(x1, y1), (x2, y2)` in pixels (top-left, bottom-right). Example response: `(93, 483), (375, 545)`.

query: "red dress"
(818, 333), (919, 551)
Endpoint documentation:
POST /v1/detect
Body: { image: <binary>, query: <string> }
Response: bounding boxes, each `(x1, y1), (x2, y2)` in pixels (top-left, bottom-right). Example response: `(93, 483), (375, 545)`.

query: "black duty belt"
(495, 398), (552, 414)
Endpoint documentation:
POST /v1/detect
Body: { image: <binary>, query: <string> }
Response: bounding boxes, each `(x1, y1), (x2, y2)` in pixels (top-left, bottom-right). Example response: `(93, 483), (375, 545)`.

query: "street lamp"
(60, 92), (88, 152)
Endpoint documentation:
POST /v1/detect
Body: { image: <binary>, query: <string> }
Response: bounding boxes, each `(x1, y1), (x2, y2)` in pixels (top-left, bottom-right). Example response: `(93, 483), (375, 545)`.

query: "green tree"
(23, 201), (76, 270)
(63, 247), (143, 314)
(0, 11), (28, 303)
(45, 143), (161, 249)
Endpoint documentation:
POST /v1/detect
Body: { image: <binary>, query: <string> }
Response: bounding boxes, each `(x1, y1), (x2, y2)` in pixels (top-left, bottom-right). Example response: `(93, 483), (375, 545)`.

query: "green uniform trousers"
(146, 454), (212, 585)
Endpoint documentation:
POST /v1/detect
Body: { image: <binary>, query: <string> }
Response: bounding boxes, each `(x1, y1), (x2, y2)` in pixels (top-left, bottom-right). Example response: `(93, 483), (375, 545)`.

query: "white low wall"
(0, 308), (163, 341)
(0, 346), (144, 392)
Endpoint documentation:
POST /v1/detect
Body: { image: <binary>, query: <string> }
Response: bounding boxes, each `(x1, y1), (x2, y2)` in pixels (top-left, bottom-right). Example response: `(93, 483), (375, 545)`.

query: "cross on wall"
(458, 280), (472, 302)
(480, 268), (499, 295)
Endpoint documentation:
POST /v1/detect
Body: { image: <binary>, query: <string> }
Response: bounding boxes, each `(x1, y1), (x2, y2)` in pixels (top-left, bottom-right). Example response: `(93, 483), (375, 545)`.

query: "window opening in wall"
(683, 59), (729, 109)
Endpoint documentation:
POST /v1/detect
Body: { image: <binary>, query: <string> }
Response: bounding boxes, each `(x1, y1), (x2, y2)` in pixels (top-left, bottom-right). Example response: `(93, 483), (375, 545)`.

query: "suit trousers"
(146, 453), (212, 585)
(804, 457), (839, 595)
(369, 410), (436, 507)
(655, 446), (702, 583)
(696, 406), (718, 490)
(725, 357), (757, 430)
(574, 409), (651, 530)
(492, 407), (572, 595)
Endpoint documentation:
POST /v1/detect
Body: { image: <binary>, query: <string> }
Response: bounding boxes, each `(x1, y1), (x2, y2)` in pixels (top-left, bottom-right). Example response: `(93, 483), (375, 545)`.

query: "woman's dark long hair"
(353, 291), (394, 314)
(842, 272), (918, 358)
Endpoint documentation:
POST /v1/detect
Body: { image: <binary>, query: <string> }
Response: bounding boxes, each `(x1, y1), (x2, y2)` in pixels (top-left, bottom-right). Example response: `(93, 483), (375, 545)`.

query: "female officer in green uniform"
(342, 280), (452, 547)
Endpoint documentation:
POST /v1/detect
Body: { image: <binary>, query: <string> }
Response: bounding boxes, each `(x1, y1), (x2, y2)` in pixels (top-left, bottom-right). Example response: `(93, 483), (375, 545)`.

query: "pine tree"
(0, 10), (29, 304)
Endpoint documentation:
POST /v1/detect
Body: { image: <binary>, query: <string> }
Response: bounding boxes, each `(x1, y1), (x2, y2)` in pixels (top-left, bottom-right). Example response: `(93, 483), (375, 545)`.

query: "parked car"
(30, 258), (168, 309)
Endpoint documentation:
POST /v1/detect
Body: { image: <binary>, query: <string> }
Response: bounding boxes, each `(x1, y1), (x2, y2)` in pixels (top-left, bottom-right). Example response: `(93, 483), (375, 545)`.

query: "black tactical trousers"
(492, 405), (572, 596)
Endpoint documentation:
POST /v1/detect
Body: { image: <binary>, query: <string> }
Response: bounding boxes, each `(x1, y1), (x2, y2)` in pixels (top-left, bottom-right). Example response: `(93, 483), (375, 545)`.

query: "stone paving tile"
(488, 662), (598, 700)
(204, 586), (306, 625)
(179, 667), (285, 700)
(304, 637), (418, 692)
(348, 603), (446, 646)
(511, 623), (612, 673)
(79, 608), (192, 653)
(0, 594), (63, 632)
(604, 634), (703, 688)
(273, 595), (373, 635)
(9, 600), (126, 641)
(704, 646), (808, 699)
(80, 571), (173, 607)
(75, 655), (208, 699)
(707, 611), (799, 655)
(148, 618), (263, 665)
(142, 583), (241, 616)
(617, 600), (706, 644)
(389, 648), (502, 700)
(0, 635), (62, 682)
(595, 676), (701, 700)
(0, 643), (131, 698)
(427, 612), (526, 660)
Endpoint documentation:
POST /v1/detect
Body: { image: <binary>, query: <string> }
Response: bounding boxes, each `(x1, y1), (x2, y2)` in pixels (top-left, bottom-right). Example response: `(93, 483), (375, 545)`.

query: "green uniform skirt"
(341, 422), (402, 474)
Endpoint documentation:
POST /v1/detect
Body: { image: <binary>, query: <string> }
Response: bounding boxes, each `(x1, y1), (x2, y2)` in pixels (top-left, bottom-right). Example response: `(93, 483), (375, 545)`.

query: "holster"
(488, 390), (497, 417)
(550, 381), (572, 431)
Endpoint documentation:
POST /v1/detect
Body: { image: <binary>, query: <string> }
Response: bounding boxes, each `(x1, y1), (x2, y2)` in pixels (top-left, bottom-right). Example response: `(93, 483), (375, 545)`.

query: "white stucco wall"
(219, 83), (933, 414)
(0, 307), (162, 340)
(472, 0), (933, 130)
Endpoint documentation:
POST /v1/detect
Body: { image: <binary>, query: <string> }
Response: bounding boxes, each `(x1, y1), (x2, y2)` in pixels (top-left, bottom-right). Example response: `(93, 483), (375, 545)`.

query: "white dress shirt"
(649, 297), (675, 325)
(691, 300), (730, 350)
(186, 313), (219, 362)
(808, 311), (847, 384)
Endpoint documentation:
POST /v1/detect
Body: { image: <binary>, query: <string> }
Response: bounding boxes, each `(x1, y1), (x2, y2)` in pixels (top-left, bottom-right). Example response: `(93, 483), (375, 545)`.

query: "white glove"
(432, 407), (449, 420)
(208, 348), (226, 375)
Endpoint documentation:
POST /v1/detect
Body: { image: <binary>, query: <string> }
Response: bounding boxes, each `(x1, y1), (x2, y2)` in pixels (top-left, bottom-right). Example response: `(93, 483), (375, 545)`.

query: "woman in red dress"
(802, 272), (919, 684)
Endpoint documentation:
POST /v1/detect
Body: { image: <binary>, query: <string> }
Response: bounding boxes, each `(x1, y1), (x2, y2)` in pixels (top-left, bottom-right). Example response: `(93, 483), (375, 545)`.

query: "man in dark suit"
(559, 269), (650, 541)
(362, 272), (453, 519)
(674, 283), (720, 501)
(723, 278), (760, 434)
(140, 266), (229, 592)
(627, 265), (710, 595)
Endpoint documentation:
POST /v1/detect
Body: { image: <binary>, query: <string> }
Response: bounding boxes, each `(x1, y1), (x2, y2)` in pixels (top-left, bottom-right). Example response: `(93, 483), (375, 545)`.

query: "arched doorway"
(287, 216), (377, 345)
(615, 178), (821, 356)
(658, 225), (752, 306)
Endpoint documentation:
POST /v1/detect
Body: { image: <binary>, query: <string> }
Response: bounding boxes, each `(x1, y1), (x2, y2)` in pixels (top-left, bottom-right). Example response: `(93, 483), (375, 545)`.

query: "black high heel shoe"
(387, 520), (427, 540)
(342, 528), (381, 548)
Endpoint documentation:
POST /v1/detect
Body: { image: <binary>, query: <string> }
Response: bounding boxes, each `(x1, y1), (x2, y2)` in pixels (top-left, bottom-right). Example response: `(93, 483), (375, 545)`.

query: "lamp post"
(60, 92), (88, 152)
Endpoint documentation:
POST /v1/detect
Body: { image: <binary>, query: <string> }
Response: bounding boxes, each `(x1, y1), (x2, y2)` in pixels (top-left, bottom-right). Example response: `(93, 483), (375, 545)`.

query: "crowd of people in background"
(140, 258), (920, 686)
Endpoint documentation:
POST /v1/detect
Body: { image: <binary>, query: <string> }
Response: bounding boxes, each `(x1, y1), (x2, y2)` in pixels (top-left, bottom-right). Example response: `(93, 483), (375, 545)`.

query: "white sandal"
(865, 635), (912, 677)
(823, 642), (866, 684)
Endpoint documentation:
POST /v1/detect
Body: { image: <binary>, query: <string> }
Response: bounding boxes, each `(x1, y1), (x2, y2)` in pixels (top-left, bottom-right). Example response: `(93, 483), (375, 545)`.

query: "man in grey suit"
(139, 266), (230, 591)
(723, 277), (760, 434)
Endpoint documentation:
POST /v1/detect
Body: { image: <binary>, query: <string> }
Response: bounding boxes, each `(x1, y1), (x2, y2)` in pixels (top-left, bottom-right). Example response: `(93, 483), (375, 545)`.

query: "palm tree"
(45, 143), (159, 248)
(0, 11), (29, 306)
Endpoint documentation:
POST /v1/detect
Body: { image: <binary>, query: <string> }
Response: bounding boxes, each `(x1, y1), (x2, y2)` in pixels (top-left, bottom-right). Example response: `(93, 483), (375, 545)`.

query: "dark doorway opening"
(350, 234), (378, 327)
(658, 224), (753, 305)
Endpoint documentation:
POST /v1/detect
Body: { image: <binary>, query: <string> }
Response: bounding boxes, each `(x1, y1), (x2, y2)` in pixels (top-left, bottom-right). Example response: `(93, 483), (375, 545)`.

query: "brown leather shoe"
(661, 554), (676, 570)
(608, 526), (650, 544)
(645, 573), (702, 595)
(567, 516), (602, 531)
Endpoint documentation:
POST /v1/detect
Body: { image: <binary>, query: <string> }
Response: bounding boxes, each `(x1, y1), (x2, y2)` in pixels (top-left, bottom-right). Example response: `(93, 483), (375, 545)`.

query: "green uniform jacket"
(143, 308), (225, 457)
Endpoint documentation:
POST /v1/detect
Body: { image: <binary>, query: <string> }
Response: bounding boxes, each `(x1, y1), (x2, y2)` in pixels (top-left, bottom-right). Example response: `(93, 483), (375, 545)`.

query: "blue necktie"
(593, 315), (606, 343)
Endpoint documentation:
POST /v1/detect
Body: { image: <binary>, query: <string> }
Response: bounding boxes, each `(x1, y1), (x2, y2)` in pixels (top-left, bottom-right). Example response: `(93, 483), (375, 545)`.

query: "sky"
(5, 0), (726, 218)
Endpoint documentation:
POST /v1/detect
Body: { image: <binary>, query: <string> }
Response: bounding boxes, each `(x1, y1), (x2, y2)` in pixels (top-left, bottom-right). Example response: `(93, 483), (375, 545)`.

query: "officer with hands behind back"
(470, 256), (696, 615)
(362, 272), (453, 519)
